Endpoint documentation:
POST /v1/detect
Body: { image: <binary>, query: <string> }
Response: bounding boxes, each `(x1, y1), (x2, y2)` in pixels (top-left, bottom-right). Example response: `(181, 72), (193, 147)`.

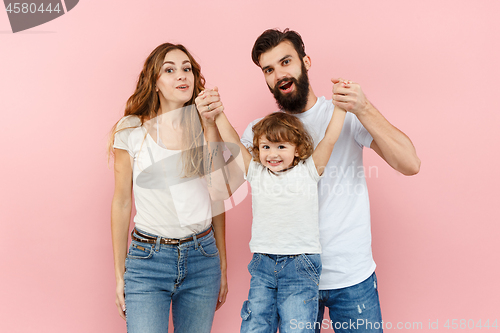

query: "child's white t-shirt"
(245, 156), (322, 255)
(242, 96), (375, 289)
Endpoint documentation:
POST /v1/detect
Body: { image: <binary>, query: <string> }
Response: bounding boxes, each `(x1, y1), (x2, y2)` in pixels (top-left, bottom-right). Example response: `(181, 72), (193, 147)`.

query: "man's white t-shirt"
(241, 96), (376, 289)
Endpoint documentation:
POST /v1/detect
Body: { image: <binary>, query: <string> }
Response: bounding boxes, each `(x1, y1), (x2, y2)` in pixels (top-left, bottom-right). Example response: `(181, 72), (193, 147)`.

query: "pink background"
(1, 0), (499, 331)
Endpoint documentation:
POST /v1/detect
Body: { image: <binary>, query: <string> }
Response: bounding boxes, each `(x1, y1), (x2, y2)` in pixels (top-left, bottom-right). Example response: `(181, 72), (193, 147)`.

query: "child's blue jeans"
(124, 227), (221, 333)
(240, 253), (322, 333)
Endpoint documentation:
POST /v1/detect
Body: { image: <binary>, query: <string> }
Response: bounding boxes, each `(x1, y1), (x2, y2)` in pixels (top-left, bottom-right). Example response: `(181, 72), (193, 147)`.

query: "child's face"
(258, 135), (299, 172)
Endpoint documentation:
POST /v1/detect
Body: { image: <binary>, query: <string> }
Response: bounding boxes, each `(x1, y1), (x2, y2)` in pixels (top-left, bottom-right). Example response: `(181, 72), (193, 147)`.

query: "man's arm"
(331, 78), (420, 175)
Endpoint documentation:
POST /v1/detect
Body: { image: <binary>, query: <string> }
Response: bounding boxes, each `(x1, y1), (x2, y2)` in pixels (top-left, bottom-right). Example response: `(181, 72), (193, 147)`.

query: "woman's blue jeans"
(124, 227), (221, 333)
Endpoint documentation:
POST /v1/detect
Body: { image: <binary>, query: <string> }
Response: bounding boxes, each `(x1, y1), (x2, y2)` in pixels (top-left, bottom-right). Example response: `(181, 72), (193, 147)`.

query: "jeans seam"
(127, 243), (154, 260)
(297, 254), (321, 285)
(248, 254), (261, 275)
(198, 238), (219, 257)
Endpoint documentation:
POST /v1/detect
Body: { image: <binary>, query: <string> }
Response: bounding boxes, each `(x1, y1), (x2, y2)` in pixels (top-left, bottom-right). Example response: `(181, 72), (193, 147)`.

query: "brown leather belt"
(131, 227), (212, 245)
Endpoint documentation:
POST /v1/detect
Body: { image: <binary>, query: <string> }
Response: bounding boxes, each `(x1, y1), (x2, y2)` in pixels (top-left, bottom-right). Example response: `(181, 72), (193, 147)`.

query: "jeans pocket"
(240, 300), (251, 321)
(247, 253), (262, 275)
(296, 254), (322, 285)
(198, 237), (219, 257)
(127, 241), (154, 260)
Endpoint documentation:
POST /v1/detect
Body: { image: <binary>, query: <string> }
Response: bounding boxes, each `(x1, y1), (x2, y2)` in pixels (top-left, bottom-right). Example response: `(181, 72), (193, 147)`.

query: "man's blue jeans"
(240, 253), (322, 333)
(124, 227), (221, 333)
(315, 272), (383, 333)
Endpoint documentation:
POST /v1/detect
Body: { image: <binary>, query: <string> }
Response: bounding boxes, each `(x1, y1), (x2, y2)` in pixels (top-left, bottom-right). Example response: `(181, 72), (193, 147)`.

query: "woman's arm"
(111, 148), (133, 320)
(312, 105), (347, 175)
(211, 201), (228, 310)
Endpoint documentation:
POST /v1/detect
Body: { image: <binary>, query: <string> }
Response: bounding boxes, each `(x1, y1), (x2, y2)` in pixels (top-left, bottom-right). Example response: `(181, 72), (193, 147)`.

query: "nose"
(274, 67), (287, 84)
(177, 72), (186, 81)
(269, 147), (279, 157)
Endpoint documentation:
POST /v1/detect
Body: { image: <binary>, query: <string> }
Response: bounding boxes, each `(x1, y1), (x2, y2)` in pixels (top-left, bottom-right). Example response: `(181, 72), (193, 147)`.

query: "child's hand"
(195, 87), (224, 126)
(331, 78), (369, 116)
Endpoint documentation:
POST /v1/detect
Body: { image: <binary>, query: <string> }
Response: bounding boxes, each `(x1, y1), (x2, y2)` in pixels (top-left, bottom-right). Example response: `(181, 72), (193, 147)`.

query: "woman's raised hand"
(195, 87), (224, 126)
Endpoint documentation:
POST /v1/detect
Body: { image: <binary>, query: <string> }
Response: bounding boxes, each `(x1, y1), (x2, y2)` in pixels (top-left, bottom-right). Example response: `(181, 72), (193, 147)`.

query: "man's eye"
(283, 59), (290, 65)
(264, 68), (273, 74)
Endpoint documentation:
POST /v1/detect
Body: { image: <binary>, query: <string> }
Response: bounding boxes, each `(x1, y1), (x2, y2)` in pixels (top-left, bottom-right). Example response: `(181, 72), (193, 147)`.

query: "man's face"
(259, 41), (311, 114)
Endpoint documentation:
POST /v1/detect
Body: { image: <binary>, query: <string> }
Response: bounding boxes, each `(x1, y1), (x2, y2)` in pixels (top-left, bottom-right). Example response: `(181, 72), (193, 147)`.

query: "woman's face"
(156, 49), (195, 111)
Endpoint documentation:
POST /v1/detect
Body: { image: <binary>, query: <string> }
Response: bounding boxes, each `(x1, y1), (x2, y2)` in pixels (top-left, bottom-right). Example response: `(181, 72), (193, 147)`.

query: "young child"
(197, 90), (346, 333)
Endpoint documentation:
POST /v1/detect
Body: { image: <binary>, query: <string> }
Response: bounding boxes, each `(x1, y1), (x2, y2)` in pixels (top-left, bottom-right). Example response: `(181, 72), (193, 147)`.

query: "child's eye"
(262, 145), (269, 149)
(278, 145), (286, 149)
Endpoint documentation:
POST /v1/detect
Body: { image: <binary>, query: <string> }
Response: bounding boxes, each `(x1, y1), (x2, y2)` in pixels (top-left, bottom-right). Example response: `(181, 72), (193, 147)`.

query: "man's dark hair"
(251, 28), (306, 67)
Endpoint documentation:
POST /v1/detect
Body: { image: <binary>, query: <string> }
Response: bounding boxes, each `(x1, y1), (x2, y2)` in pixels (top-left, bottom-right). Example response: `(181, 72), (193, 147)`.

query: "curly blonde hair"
(252, 112), (313, 167)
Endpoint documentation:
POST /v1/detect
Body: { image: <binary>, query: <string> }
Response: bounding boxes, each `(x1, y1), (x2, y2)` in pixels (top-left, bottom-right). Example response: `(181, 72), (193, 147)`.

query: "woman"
(110, 43), (227, 332)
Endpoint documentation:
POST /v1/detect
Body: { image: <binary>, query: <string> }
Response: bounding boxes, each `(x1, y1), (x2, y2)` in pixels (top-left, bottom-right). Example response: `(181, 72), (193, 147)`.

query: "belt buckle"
(163, 238), (178, 245)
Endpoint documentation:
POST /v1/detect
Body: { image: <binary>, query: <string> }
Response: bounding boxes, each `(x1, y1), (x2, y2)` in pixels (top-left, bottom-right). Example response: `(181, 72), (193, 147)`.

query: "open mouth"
(267, 160), (283, 167)
(279, 80), (293, 93)
(176, 85), (189, 90)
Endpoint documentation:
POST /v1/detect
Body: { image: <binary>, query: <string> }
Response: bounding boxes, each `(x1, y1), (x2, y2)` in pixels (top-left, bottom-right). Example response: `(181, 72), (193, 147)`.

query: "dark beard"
(269, 61), (310, 114)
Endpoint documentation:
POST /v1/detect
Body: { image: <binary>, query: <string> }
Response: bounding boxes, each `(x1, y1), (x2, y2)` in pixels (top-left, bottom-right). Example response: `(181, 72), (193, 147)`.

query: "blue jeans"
(124, 227), (221, 333)
(240, 253), (322, 333)
(316, 273), (383, 333)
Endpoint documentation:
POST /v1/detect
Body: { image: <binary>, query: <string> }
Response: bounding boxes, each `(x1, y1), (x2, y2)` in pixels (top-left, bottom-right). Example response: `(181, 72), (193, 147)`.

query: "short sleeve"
(240, 116), (266, 150)
(304, 156), (322, 183)
(113, 116), (141, 156)
(245, 159), (259, 182)
(352, 114), (373, 148)
(240, 121), (256, 150)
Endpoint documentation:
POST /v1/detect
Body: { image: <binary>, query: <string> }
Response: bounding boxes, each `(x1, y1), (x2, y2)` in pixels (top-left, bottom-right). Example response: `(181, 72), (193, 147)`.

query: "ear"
(294, 148), (300, 157)
(303, 55), (312, 71)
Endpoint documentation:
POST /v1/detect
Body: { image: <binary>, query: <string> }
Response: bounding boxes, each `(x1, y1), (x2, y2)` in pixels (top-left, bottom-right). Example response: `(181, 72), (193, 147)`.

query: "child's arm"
(312, 105), (347, 175)
(215, 112), (253, 175)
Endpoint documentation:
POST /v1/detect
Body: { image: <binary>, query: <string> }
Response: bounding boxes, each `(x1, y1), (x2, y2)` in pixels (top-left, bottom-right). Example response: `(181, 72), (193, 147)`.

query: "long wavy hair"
(252, 112), (313, 167)
(108, 43), (206, 177)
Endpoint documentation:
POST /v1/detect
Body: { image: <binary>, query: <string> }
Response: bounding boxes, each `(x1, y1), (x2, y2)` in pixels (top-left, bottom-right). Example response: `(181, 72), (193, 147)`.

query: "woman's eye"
(184, 67), (192, 72)
(166, 68), (174, 73)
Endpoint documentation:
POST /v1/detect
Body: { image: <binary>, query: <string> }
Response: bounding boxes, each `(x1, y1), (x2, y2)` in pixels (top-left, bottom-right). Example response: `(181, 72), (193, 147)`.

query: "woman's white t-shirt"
(113, 116), (212, 239)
